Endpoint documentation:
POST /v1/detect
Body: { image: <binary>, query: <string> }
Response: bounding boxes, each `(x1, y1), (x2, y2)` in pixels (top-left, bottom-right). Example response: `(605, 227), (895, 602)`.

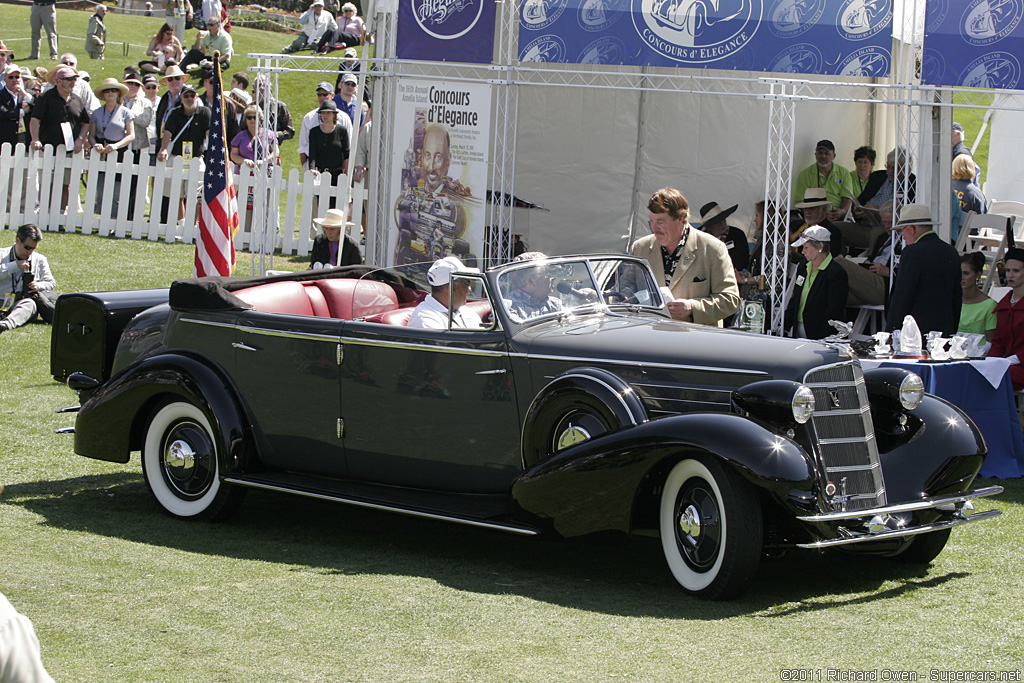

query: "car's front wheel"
(659, 457), (762, 600)
(142, 401), (244, 521)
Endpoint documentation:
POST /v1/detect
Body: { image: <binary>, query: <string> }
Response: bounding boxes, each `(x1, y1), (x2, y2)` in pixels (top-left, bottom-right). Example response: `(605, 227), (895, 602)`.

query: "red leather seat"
(302, 283), (331, 317)
(235, 281), (316, 317)
(464, 299), (492, 322)
(315, 278), (398, 319)
(372, 308), (414, 326)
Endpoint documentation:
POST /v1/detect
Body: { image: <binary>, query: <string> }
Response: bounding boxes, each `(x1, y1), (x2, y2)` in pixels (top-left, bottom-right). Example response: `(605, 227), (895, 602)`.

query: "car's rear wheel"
(142, 401), (244, 521)
(522, 370), (647, 467)
(659, 457), (762, 600)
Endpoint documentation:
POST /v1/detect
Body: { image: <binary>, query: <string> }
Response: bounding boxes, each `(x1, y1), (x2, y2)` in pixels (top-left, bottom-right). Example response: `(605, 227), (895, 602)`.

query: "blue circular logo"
(411, 0), (485, 40)
(925, 0), (950, 32)
(769, 43), (823, 74)
(837, 0), (892, 41)
(520, 34), (567, 62)
(920, 47), (947, 84)
(958, 51), (1021, 89)
(578, 0), (627, 31)
(836, 46), (890, 77)
(579, 36), (628, 63)
(768, 0), (826, 38)
(632, 0), (763, 65)
(521, 0), (570, 31)
(960, 0), (1023, 47)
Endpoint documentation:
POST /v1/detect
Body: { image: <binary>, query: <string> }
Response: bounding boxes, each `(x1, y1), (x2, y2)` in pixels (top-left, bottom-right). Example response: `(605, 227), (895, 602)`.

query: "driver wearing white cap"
(408, 257), (483, 330)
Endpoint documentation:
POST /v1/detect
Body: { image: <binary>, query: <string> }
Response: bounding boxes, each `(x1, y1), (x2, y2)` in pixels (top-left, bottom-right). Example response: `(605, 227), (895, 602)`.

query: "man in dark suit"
(886, 204), (961, 336)
(0, 65), (32, 150)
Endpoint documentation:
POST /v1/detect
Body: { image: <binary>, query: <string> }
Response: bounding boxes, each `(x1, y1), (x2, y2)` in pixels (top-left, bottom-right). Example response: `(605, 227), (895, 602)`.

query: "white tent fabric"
(512, 78), (882, 257)
(985, 96), (1024, 206)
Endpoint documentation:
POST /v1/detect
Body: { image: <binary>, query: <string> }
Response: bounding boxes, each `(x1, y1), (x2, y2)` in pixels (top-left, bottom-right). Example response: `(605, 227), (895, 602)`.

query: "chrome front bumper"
(795, 485), (1004, 549)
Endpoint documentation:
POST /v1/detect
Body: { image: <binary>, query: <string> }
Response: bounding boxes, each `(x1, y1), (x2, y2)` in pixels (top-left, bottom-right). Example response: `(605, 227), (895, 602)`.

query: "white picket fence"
(0, 143), (365, 257)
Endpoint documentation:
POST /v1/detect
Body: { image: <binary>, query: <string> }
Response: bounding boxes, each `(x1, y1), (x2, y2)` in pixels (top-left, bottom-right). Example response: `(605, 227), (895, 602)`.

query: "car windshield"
(496, 256), (663, 324)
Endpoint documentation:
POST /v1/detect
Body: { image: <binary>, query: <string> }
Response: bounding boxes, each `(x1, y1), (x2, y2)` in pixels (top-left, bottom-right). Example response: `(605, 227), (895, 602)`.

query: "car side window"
(450, 274), (495, 331)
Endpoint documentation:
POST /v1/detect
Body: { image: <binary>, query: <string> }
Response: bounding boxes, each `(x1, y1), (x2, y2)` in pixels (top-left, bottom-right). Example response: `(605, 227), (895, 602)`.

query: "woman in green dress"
(959, 251), (997, 341)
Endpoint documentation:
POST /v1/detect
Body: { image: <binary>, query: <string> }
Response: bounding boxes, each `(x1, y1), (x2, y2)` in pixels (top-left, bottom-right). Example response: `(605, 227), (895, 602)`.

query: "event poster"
(922, 0), (1024, 89)
(396, 0), (497, 64)
(518, 0), (894, 78)
(388, 78), (491, 268)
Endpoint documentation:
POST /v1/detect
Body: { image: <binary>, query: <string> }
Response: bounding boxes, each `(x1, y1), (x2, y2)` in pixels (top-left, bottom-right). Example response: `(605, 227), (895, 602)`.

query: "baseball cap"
(815, 139), (835, 152)
(341, 72), (358, 85)
(316, 81), (333, 93)
(792, 225), (832, 247)
(427, 257), (479, 286)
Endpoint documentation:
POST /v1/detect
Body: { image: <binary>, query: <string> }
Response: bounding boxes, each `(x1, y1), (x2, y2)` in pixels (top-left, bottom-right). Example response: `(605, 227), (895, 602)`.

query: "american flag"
(195, 52), (238, 277)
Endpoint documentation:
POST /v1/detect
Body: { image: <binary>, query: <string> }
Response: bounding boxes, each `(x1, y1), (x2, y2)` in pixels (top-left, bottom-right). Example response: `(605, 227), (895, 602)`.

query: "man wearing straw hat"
(155, 64), (188, 143)
(29, 65), (92, 210)
(0, 64), (33, 151)
(885, 203), (961, 336)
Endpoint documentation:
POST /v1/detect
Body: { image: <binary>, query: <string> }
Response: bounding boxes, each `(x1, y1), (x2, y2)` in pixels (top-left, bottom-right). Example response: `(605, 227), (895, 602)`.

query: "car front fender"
(74, 353), (249, 471)
(511, 412), (814, 539)
(875, 393), (988, 502)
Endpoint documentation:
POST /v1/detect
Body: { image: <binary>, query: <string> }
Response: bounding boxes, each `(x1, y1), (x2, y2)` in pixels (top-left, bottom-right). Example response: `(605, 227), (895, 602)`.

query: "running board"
(221, 475), (540, 537)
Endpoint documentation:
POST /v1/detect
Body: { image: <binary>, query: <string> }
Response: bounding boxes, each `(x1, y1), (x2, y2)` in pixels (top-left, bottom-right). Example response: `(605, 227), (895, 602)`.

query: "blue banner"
(397, 0), (497, 64)
(922, 0), (1024, 89)
(518, 0), (893, 77)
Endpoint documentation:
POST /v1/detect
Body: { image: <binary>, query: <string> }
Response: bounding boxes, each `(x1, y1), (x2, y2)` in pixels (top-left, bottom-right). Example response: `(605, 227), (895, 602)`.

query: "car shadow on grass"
(1, 470), (991, 619)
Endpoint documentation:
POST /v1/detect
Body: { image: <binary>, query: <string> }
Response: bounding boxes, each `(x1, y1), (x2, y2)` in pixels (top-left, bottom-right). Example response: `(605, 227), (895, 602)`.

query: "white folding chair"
(989, 200), (1024, 242)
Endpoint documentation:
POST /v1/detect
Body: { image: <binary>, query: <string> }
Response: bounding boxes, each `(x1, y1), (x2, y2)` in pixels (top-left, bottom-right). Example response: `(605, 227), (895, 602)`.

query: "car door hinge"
(337, 343), (344, 365)
(337, 417), (344, 439)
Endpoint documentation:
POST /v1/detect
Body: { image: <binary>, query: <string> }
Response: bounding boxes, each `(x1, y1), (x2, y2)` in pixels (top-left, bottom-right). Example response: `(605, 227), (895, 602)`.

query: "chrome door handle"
(232, 342), (257, 351)
(475, 368), (507, 375)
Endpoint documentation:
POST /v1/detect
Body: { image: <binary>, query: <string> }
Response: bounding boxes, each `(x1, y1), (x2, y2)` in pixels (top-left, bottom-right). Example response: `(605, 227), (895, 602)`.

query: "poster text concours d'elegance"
(401, 84), (480, 128)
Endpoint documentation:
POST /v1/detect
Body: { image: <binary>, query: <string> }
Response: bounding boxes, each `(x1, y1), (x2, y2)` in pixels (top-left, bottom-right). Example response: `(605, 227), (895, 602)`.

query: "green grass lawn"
(1, 234), (1022, 682)
(0, 11), (1020, 681)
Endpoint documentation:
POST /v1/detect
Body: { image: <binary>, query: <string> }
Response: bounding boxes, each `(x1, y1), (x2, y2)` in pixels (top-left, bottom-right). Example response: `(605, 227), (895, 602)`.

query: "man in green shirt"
(793, 139), (854, 224)
(178, 15), (233, 72)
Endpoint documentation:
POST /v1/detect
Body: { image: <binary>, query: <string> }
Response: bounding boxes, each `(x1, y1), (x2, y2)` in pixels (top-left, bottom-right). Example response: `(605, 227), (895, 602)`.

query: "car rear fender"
(74, 353), (250, 471)
(512, 412), (814, 539)
(520, 366), (649, 468)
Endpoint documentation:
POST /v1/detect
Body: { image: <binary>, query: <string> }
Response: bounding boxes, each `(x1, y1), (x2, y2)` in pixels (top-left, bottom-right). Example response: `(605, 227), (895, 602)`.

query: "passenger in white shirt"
(408, 257), (484, 330)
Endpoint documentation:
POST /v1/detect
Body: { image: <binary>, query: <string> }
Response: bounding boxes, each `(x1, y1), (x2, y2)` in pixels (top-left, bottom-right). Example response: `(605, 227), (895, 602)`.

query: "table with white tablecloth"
(860, 357), (1024, 478)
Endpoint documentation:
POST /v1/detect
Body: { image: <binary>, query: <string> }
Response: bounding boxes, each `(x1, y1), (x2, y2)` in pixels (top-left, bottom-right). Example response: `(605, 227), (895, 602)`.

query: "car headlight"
(899, 372), (924, 410)
(792, 385), (815, 424)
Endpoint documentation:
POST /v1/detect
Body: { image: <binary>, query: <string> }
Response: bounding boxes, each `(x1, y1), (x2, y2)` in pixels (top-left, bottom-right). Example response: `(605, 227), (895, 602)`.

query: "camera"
(21, 271), (33, 294)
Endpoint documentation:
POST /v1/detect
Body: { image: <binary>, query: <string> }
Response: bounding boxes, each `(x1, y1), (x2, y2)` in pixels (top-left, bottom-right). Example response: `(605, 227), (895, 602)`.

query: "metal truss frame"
(246, 0), (1024, 320)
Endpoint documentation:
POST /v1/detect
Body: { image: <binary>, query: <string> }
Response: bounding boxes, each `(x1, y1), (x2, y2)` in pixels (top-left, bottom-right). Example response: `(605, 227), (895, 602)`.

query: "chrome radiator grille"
(803, 362), (886, 511)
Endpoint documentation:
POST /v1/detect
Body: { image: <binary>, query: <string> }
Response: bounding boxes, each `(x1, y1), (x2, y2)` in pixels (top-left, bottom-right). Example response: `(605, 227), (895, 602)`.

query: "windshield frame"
(490, 254), (667, 329)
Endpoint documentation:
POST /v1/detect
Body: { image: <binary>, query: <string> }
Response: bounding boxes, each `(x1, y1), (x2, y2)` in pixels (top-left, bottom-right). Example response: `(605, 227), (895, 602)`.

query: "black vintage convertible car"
(52, 255), (1003, 599)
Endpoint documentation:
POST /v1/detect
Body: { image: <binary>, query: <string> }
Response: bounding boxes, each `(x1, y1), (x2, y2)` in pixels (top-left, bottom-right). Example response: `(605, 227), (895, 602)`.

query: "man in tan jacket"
(629, 187), (740, 327)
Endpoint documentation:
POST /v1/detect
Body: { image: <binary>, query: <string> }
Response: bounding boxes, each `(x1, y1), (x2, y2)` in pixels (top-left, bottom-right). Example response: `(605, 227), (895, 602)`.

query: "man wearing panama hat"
(310, 208), (362, 269)
(885, 203), (961, 336)
(699, 201), (749, 273)
(791, 187), (845, 258)
(0, 64), (33, 150)
(155, 64), (189, 144)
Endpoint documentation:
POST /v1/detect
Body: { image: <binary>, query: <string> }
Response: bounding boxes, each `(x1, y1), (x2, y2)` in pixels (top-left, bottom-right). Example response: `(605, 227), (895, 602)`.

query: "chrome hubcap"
(166, 439), (196, 472)
(678, 504), (701, 546)
(556, 425), (591, 450)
